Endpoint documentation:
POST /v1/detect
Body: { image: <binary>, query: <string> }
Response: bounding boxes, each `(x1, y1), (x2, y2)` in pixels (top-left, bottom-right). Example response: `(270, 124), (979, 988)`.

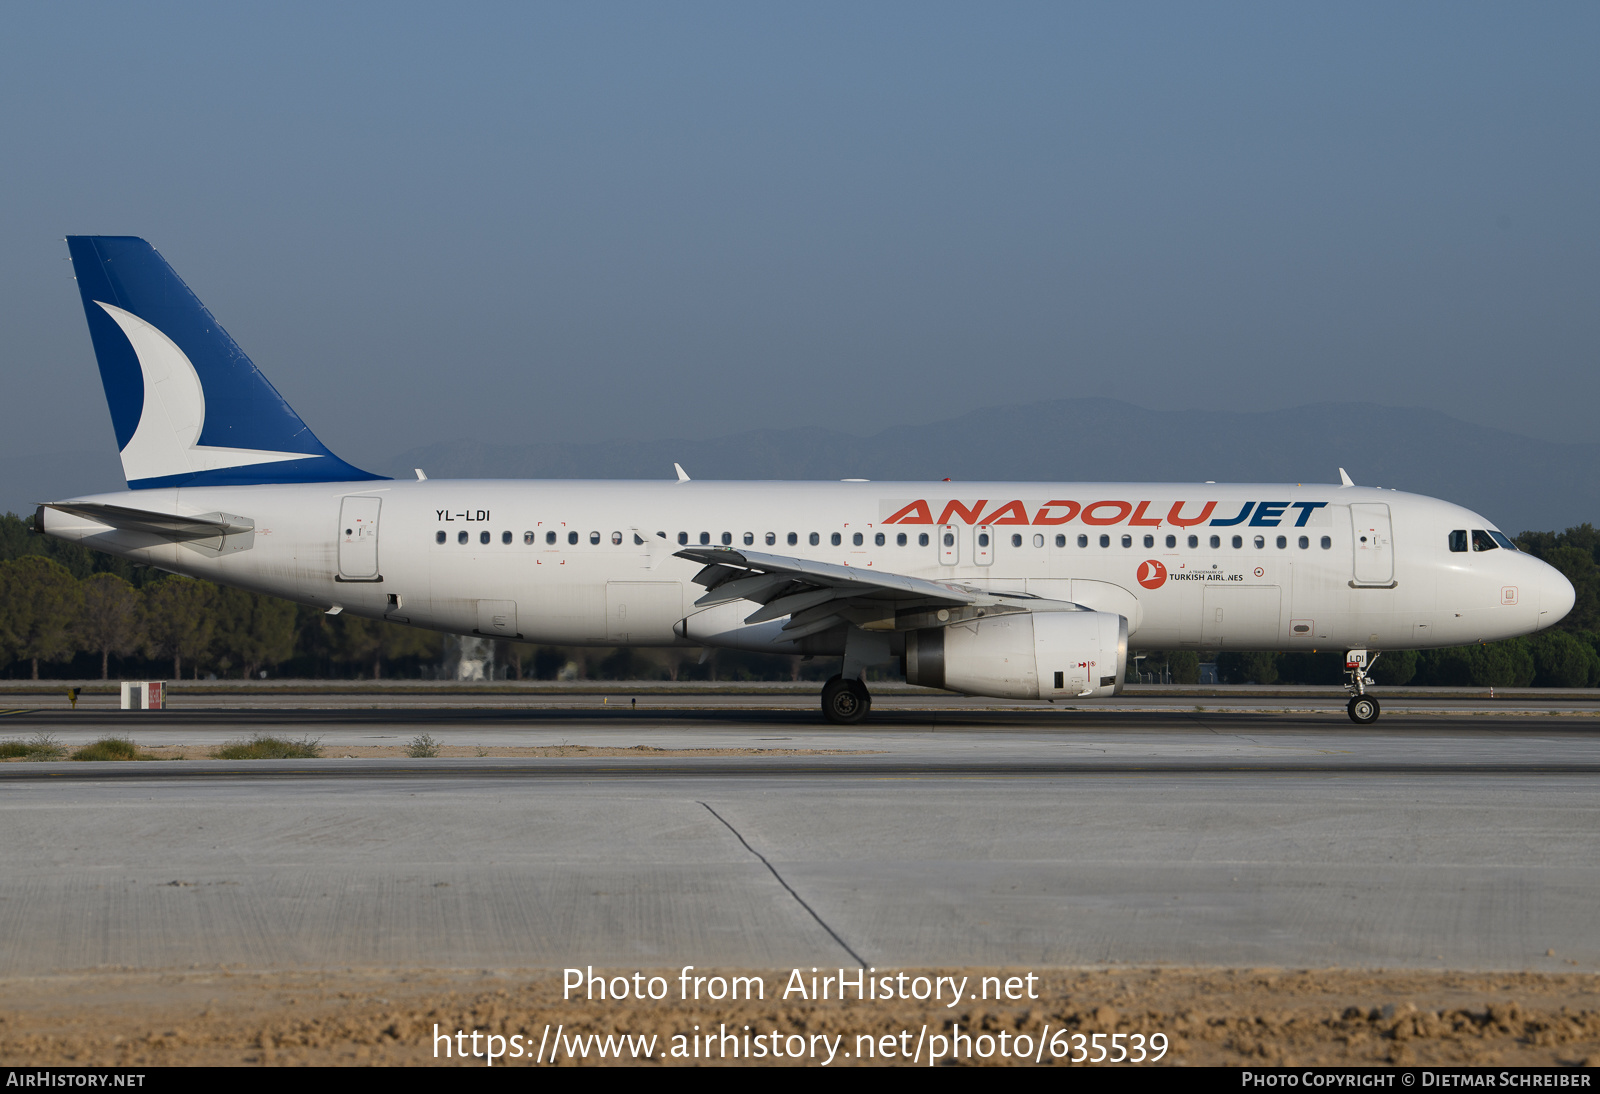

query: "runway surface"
(2, 701), (1597, 976)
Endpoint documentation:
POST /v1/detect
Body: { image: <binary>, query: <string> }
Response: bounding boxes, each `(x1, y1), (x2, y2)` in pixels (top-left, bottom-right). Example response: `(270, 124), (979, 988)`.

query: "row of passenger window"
(1064, 532), (1333, 550)
(431, 529), (937, 547)
(435, 529), (646, 546)
(433, 528), (1335, 550)
(682, 531), (929, 547)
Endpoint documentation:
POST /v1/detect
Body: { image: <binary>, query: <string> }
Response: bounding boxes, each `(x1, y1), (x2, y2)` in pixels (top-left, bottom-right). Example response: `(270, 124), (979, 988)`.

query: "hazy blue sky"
(3, 3), (1597, 482)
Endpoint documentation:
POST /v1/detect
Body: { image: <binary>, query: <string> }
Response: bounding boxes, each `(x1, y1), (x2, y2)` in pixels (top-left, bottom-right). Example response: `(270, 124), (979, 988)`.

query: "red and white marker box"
(119, 681), (165, 710)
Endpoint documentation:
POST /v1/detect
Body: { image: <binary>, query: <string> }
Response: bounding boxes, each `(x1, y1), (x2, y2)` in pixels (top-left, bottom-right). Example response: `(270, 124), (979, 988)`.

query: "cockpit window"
(1471, 529), (1498, 552)
(1488, 530), (1518, 552)
(1448, 530), (1468, 553)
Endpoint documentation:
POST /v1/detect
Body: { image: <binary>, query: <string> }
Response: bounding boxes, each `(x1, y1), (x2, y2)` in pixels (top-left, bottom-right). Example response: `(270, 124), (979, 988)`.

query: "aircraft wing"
(674, 545), (1069, 642)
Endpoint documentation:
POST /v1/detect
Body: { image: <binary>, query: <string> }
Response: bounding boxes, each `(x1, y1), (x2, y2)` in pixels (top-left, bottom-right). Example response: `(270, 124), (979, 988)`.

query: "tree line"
(3, 512), (1599, 685)
(0, 513), (815, 681)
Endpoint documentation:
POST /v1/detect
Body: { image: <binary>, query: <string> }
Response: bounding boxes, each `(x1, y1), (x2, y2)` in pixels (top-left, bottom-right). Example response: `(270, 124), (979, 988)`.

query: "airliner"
(34, 237), (1576, 724)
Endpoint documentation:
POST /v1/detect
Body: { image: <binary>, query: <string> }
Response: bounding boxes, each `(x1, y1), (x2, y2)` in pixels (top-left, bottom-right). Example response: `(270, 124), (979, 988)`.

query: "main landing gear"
(821, 675), (871, 725)
(1344, 649), (1381, 724)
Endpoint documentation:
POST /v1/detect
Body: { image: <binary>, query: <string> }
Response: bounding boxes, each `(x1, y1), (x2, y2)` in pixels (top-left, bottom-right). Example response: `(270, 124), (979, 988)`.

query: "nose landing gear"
(1344, 649), (1381, 724)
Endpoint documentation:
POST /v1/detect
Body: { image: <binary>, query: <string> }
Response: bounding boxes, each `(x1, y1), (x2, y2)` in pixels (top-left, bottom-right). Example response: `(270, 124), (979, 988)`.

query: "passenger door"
(1350, 503), (1394, 586)
(337, 497), (382, 580)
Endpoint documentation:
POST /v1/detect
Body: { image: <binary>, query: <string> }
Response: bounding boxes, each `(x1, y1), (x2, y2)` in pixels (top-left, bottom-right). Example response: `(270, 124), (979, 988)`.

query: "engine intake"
(904, 610), (1128, 699)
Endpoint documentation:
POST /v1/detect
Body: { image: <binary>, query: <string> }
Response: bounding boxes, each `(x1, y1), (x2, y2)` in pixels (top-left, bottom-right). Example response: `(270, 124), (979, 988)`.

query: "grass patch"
(71, 737), (152, 762)
(406, 733), (440, 758)
(211, 735), (322, 760)
(0, 741), (30, 759)
(24, 733), (66, 761)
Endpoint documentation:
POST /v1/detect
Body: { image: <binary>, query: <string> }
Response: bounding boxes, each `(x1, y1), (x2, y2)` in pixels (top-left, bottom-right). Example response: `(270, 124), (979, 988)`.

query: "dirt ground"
(2, 745), (883, 761)
(3, 967), (1597, 1067)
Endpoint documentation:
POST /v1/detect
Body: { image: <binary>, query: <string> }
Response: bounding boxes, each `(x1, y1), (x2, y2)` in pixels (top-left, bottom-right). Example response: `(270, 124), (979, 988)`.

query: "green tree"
(1417, 640), (1535, 687)
(1416, 646), (1474, 686)
(1217, 651), (1279, 685)
(1519, 523), (1600, 562)
(595, 646), (640, 679)
(330, 614), (442, 678)
(0, 556), (83, 679)
(501, 641), (540, 680)
(533, 647), (570, 679)
(144, 577), (219, 679)
(76, 573), (145, 679)
(1527, 630), (1599, 687)
(1273, 651), (1345, 685)
(1475, 638), (1536, 686)
(0, 512), (153, 585)
(1142, 650), (1200, 684)
(210, 587), (296, 678)
(1368, 649), (1418, 686)
(657, 648), (697, 682)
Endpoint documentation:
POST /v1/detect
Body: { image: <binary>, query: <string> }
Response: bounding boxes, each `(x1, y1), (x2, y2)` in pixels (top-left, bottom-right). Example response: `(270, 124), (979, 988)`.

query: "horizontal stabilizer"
(39, 501), (252, 542)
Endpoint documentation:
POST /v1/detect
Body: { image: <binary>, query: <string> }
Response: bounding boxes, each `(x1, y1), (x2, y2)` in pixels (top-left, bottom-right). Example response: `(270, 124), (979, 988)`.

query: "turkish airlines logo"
(1136, 560), (1168, 590)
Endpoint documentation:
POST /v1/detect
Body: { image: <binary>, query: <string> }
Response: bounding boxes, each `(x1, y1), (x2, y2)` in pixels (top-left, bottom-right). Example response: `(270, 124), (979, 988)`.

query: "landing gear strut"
(821, 675), (871, 725)
(1344, 650), (1381, 724)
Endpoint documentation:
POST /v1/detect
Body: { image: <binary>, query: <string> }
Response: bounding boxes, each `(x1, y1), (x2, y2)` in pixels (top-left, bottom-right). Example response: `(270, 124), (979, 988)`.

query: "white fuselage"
(43, 479), (1573, 655)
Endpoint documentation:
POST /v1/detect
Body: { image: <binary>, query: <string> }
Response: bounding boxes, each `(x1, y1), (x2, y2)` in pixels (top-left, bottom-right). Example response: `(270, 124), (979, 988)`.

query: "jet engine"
(904, 610), (1127, 700)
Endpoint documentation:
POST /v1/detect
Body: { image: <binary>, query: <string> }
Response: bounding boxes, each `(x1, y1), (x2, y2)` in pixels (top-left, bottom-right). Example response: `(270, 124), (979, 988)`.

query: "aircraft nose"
(1539, 561), (1576, 629)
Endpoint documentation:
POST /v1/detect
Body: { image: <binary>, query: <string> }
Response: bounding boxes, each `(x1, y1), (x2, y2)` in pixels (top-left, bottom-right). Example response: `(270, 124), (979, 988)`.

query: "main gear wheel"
(821, 675), (871, 725)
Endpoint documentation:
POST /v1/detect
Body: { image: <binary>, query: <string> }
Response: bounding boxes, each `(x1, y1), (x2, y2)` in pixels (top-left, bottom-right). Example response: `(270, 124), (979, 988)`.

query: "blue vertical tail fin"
(65, 236), (384, 489)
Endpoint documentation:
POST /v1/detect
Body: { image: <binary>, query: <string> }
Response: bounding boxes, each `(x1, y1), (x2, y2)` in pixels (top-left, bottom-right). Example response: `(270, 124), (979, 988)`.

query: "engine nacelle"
(904, 610), (1128, 700)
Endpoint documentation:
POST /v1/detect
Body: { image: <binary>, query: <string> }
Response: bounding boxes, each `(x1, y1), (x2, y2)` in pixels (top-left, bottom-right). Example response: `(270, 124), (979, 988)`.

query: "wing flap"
(744, 587), (843, 625)
(780, 614), (848, 642)
(693, 572), (794, 608)
(676, 546), (984, 606)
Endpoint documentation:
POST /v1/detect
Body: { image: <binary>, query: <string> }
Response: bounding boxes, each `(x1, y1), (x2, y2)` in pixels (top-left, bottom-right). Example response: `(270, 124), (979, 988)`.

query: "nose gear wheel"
(1348, 695), (1380, 724)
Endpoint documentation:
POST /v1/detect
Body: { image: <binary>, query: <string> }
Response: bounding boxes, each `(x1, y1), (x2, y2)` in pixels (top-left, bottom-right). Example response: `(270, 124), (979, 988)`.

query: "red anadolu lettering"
(937, 500), (987, 525)
(1032, 500), (1081, 525)
(885, 497), (1225, 528)
(1081, 500), (1133, 526)
(1129, 501), (1162, 527)
(882, 500), (934, 524)
(980, 500), (1030, 525)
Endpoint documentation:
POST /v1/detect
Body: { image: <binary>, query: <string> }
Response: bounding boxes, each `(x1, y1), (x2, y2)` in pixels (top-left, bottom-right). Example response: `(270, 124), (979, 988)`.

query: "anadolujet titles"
(36, 238), (1575, 723)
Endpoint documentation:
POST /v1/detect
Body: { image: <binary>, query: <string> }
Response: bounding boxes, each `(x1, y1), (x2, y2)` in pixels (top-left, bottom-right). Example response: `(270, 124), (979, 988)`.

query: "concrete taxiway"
(1, 700), (1597, 976)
